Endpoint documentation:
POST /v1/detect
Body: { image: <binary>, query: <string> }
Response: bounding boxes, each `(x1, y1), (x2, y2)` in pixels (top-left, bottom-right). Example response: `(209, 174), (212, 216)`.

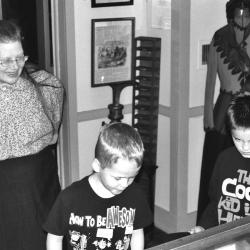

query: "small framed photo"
(91, 17), (135, 87)
(91, 0), (133, 8)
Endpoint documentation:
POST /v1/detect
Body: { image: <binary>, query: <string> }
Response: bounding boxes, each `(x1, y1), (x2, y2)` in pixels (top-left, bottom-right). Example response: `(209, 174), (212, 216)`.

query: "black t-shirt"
(198, 147), (250, 229)
(43, 176), (152, 250)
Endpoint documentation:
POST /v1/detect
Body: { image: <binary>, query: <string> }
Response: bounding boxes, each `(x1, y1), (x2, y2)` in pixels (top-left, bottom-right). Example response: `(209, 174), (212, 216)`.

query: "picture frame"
(91, 0), (133, 8)
(91, 17), (135, 87)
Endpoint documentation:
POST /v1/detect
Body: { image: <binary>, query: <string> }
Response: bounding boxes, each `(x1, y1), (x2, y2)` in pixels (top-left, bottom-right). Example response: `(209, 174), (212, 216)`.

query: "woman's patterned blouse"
(0, 70), (64, 160)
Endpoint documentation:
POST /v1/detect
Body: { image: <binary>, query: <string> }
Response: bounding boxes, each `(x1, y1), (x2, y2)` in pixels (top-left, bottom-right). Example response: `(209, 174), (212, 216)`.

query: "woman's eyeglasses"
(0, 55), (28, 68)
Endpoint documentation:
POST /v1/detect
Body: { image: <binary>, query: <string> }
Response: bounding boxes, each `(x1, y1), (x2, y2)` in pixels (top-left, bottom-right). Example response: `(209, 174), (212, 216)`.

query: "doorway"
(1, 0), (53, 72)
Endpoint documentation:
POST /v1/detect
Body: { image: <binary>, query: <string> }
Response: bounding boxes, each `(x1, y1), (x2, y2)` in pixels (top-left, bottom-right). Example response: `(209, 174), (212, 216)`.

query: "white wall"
(72, 0), (147, 178)
(74, 0), (147, 113)
(189, 0), (227, 108)
(155, 115), (171, 210)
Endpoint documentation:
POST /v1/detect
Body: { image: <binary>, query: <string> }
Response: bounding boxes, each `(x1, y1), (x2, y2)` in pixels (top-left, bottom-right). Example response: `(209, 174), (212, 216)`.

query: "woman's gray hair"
(0, 20), (22, 43)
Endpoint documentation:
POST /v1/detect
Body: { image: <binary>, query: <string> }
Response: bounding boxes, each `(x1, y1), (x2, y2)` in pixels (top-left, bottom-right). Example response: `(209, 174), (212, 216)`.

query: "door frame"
(36, 0), (53, 72)
(50, 0), (79, 188)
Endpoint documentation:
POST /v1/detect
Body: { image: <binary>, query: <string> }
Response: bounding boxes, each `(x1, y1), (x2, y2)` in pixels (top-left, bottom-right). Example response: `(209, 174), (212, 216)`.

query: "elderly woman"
(0, 20), (64, 249)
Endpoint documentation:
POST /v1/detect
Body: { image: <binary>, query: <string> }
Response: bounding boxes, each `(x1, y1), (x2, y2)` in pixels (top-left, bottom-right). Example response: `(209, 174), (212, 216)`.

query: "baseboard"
(154, 205), (197, 233)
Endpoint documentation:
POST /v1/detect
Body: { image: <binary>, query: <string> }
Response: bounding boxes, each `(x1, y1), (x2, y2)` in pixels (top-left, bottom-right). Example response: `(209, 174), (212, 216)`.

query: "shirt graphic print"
(68, 206), (135, 250)
(218, 169), (250, 224)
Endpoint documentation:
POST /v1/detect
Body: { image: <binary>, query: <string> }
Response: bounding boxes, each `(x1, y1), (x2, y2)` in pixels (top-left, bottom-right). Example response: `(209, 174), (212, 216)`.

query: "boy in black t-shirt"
(190, 95), (250, 233)
(43, 122), (152, 250)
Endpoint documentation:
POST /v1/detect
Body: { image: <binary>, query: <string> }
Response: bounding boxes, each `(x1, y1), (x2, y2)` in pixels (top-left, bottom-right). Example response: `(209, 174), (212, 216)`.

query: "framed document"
(91, 0), (133, 8)
(91, 17), (135, 87)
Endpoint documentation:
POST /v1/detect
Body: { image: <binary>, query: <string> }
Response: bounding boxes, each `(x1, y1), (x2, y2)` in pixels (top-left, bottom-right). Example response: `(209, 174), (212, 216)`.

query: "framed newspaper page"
(91, 17), (135, 87)
(91, 0), (133, 8)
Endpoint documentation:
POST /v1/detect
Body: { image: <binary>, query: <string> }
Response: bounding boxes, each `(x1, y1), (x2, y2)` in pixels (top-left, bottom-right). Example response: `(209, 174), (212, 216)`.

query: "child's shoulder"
(59, 176), (90, 200)
(219, 146), (237, 158)
(216, 146), (241, 166)
(120, 182), (152, 222)
(120, 182), (148, 201)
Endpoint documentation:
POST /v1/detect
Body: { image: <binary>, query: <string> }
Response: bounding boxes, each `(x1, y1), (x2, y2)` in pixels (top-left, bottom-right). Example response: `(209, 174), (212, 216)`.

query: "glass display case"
(146, 216), (250, 250)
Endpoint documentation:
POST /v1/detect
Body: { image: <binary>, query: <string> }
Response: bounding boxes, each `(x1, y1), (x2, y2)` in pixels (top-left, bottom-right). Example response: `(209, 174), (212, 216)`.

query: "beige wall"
(55, 0), (228, 233)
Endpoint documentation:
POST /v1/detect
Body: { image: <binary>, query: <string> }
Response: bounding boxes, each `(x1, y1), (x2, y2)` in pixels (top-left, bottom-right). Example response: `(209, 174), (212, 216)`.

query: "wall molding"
(159, 104), (203, 118)
(77, 104), (132, 122)
(77, 104), (203, 123)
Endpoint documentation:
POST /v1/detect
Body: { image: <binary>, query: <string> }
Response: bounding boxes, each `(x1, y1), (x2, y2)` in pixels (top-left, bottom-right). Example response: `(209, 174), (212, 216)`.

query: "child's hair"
(95, 122), (144, 169)
(227, 94), (250, 130)
(0, 20), (22, 43)
(226, 0), (250, 21)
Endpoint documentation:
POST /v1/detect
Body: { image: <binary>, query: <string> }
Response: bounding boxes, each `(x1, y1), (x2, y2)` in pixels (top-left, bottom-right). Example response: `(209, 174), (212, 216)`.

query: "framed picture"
(91, 17), (135, 87)
(91, 0), (133, 8)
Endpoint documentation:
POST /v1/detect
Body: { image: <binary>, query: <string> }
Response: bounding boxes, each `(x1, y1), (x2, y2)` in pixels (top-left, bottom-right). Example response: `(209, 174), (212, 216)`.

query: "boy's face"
(232, 128), (250, 158)
(97, 158), (140, 196)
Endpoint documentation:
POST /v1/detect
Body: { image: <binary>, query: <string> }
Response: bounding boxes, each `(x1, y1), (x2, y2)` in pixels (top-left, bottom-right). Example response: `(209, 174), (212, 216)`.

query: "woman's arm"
(130, 228), (144, 250)
(31, 70), (65, 142)
(46, 233), (63, 250)
(204, 39), (218, 130)
(198, 156), (222, 229)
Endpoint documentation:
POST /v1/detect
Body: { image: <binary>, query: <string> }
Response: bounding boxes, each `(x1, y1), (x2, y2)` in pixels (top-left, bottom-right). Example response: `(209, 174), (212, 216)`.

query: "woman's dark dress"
(0, 146), (60, 250)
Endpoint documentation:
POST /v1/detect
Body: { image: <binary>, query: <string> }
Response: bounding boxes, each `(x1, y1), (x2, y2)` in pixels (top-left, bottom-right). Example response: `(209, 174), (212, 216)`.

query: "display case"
(146, 216), (250, 249)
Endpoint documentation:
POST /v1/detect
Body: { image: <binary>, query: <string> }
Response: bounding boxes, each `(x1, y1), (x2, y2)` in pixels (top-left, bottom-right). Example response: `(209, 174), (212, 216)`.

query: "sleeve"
(197, 153), (223, 229)
(32, 70), (65, 134)
(204, 38), (218, 130)
(132, 187), (153, 230)
(43, 192), (68, 236)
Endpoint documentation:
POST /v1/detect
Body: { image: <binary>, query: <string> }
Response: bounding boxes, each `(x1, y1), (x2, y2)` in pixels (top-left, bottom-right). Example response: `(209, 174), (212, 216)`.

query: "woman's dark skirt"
(197, 91), (234, 223)
(0, 145), (61, 250)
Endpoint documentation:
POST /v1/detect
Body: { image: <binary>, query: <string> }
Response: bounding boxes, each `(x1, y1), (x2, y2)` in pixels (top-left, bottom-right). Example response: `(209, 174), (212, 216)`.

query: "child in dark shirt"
(43, 122), (152, 250)
(190, 95), (250, 233)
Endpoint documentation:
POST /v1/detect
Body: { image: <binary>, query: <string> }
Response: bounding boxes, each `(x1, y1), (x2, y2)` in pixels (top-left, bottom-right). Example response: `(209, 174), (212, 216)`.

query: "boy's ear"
(92, 158), (101, 173)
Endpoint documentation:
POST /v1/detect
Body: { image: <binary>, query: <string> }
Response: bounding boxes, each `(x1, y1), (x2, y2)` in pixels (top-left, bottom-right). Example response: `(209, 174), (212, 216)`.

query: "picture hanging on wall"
(91, 0), (133, 8)
(91, 17), (135, 87)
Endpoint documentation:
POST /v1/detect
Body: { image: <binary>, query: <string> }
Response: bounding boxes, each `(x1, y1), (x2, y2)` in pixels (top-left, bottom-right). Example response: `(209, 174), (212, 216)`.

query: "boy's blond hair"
(94, 122), (144, 169)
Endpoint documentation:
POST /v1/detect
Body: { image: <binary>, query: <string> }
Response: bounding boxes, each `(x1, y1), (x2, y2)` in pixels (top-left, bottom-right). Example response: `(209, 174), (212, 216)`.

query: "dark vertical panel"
(2, 0), (38, 64)
(48, 0), (53, 67)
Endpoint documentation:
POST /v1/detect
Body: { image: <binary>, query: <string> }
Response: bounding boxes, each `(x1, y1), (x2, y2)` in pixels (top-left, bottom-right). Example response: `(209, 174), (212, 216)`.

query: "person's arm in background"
(46, 233), (63, 250)
(204, 38), (218, 130)
(130, 228), (144, 250)
(190, 154), (222, 233)
(189, 198), (218, 234)
(197, 154), (221, 229)
(43, 193), (67, 250)
(197, 200), (219, 229)
(189, 194), (219, 234)
(37, 71), (64, 129)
